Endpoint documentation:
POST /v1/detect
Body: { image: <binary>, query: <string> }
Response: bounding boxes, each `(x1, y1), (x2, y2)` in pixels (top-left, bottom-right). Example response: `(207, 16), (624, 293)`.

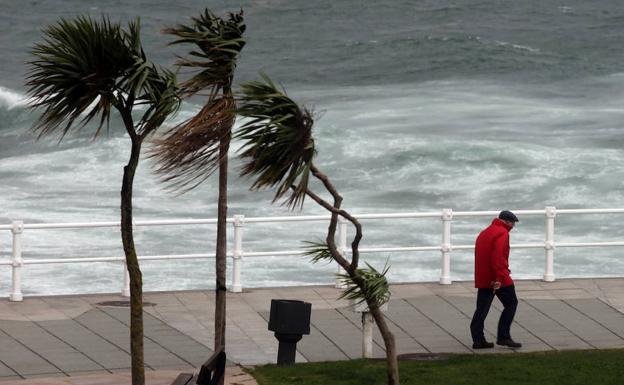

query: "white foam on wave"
(0, 86), (28, 109)
(493, 40), (541, 53)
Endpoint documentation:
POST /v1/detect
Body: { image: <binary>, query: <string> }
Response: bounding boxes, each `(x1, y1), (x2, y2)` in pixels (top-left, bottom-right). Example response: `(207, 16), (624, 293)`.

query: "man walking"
(470, 210), (522, 349)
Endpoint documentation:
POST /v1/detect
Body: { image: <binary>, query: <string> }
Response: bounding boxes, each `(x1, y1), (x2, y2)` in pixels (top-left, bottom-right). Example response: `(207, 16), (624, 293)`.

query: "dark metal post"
(268, 299), (311, 366)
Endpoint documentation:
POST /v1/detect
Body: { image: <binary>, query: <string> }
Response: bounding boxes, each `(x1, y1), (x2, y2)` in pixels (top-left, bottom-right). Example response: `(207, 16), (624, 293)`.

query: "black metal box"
(268, 299), (311, 335)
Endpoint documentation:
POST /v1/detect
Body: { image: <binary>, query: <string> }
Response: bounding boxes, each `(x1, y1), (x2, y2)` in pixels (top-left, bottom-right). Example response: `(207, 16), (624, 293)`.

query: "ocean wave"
(0, 86), (28, 109)
(418, 4), (465, 14)
(3, 76), (624, 294)
(425, 34), (482, 44)
(493, 40), (541, 54)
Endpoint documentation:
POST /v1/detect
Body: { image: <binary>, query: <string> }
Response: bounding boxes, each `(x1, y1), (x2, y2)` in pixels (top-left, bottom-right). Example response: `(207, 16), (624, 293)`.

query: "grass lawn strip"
(249, 349), (624, 385)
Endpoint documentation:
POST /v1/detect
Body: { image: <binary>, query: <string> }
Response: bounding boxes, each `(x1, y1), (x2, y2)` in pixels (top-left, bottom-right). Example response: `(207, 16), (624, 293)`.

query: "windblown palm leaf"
(302, 239), (334, 264)
(26, 16), (180, 139)
(135, 66), (180, 135)
(338, 261), (391, 308)
(151, 9), (245, 191)
(163, 9), (245, 97)
(236, 74), (316, 209)
(154, 97), (235, 190)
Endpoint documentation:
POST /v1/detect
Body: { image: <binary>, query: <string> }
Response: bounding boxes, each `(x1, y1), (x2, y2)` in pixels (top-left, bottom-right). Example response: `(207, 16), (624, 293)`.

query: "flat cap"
(499, 210), (519, 222)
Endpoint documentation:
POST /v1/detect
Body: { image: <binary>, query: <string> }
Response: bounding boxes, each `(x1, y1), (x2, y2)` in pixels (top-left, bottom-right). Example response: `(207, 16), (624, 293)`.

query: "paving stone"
(0, 333), (60, 375)
(0, 360), (18, 377)
(564, 298), (624, 339)
(310, 309), (365, 359)
(403, 296), (473, 349)
(1, 277), (623, 377)
(524, 298), (616, 348)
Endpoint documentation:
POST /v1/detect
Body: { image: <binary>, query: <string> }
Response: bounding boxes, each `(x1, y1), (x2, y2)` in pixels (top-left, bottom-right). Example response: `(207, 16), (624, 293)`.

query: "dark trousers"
(470, 285), (518, 342)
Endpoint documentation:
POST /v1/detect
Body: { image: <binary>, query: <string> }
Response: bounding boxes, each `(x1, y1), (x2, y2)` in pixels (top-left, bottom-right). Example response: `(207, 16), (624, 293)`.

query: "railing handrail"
(3, 206), (624, 301)
(2, 207), (624, 231)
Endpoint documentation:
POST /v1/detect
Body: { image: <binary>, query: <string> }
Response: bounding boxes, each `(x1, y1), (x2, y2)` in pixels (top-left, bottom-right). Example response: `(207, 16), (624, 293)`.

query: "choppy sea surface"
(1, 0), (624, 296)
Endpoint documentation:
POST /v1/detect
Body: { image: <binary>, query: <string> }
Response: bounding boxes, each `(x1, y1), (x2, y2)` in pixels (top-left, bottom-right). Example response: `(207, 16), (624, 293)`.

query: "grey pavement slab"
(0, 330), (61, 376)
(403, 297), (472, 353)
(37, 319), (129, 361)
(519, 299), (594, 350)
(0, 303), (212, 377)
(100, 307), (212, 368)
(0, 278), (623, 379)
(0, 360), (18, 378)
(564, 298), (624, 339)
(368, 302), (429, 354)
(309, 308), (365, 359)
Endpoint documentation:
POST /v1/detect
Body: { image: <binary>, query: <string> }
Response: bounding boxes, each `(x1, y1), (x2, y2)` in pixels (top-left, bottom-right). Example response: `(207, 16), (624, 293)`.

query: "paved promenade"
(0, 278), (623, 383)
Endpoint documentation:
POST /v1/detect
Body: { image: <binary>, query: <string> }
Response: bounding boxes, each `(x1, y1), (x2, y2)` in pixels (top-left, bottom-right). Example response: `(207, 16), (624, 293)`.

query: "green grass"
(249, 349), (624, 385)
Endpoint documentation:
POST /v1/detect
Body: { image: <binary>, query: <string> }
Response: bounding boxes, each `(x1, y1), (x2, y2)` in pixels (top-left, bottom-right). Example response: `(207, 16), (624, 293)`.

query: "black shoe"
(497, 338), (522, 348)
(472, 341), (494, 349)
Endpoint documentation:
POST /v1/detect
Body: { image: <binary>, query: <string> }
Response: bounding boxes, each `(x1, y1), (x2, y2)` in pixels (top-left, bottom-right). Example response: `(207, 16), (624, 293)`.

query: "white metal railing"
(2, 206), (624, 301)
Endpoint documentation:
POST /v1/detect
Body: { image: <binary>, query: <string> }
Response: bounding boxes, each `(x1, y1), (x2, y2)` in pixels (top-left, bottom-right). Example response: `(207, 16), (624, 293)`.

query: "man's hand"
(491, 281), (501, 291)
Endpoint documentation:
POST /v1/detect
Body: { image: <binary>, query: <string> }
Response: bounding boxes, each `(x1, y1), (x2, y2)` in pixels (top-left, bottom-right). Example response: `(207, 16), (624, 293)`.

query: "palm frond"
(26, 16), (134, 138)
(135, 66), (181, 136)
(164, 8), (245, 97)
(337, 261), (391, 308)
(235, 74), (316, 209)
(150, 96), (235, 192)
(150, 9), (245, 192)
(26, 16), (180, 139)
(302, 239), (334, 264)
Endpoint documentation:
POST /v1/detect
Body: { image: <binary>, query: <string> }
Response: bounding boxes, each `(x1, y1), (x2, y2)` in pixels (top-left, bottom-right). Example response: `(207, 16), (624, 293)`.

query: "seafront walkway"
(0, 278), (623, 384)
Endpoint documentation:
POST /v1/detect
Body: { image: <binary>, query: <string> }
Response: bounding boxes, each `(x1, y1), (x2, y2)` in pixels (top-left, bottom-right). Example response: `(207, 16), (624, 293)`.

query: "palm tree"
(26, 16), (180, 385)
(150, 9), (246, 359)
(236, 74), (400, 385)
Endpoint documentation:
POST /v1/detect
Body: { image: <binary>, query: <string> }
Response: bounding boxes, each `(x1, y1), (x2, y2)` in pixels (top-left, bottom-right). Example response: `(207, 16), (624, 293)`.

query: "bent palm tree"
(236, 74), (400, 385)
(26, 16), (179, 385)
(151, 9), (245, 358)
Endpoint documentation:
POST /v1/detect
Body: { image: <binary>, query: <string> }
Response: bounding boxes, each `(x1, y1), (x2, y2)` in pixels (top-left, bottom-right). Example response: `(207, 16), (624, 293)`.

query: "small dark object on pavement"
(268, 299), (312, 366)
(170, 347), (226, 385)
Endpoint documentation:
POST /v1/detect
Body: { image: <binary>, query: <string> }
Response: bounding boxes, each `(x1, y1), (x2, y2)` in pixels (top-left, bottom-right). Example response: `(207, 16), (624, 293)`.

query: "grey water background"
(1, 0), (624, 295)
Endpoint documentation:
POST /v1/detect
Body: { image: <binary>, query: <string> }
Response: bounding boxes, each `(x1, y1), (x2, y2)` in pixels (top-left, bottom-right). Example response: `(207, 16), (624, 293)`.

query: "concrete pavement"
(0, 278), (623, 383)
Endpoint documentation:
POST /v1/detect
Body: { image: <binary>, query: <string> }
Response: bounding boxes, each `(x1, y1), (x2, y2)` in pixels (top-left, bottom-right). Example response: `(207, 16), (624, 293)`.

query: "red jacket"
(474, 218), (514, 288)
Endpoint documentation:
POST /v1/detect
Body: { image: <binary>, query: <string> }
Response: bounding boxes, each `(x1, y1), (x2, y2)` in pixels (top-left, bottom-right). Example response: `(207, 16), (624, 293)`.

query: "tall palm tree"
(236, 74), (400, 385)
(26, 16), (180, 385)
(150, 9), (246, 359)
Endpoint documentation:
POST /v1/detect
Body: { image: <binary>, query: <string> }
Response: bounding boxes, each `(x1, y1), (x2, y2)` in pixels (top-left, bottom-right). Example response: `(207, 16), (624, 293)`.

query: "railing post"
(362, 312), (374, 358)
(353, 300), (386, 358)
(335, 217), (348, 289)
(544, 206), (556, 282)
(121, 263), (130, 297)
(440, 209), (452, 285)
(230, 215), (244, 293)
(10, 220), (24, 302)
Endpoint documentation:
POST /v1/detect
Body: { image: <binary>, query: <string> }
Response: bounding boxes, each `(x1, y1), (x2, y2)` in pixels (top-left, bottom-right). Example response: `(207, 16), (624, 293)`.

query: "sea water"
(1, 0), (624, 295)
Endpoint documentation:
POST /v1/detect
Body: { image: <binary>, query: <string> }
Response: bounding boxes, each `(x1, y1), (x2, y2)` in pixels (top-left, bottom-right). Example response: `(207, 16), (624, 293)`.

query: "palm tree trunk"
(370, 305), (400, 385)
(121, 136), (145, 385)
(307, 164), (400, 385)
(214, 131), (229, 355)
